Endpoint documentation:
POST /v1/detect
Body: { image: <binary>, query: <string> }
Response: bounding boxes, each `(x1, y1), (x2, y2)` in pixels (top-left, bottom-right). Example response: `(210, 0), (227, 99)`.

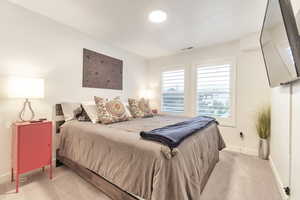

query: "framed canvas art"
(82, 48), (123, 90)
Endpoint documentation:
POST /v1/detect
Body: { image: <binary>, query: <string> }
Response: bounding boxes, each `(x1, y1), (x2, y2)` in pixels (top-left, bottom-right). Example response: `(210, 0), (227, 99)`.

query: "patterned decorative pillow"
(128, 98), (153, 118)
(128, 98), (145, 118)
(94, 96), (129, 124)
(139, 98), (153, 117)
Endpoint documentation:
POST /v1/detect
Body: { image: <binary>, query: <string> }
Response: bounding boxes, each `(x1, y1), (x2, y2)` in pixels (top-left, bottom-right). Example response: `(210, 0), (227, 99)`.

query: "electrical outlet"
(284, 187), (290, 196)
(240, 132), (244, 140)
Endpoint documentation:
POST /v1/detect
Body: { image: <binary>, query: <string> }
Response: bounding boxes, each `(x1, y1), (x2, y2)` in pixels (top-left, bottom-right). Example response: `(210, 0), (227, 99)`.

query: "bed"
(56, 105), (225, 200)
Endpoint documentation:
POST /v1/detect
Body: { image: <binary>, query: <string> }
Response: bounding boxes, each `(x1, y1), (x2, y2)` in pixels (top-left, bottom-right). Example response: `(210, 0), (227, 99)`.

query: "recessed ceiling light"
(149, 10), (167, 23)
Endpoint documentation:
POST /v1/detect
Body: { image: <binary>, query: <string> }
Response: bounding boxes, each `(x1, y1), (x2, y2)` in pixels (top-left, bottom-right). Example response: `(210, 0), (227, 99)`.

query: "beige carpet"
(0, 151), (282, 200)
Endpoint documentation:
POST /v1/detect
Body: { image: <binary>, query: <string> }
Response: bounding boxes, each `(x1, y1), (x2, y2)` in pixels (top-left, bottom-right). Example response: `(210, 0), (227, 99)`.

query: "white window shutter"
(161, 69), (184, 113)
(196, 64), (231, 118)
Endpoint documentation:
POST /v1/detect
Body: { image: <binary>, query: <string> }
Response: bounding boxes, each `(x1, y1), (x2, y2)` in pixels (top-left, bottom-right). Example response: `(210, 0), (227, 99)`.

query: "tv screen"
(260, 0), (300, 87)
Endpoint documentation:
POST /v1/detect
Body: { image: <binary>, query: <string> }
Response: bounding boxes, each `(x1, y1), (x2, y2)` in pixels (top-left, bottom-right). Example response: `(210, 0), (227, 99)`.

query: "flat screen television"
(260, 0), (300, 87)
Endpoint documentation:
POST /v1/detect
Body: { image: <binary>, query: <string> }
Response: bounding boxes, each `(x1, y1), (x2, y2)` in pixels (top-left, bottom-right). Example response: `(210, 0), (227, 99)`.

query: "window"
(161, 69), (184, 113)
(196, 64), (231, 118)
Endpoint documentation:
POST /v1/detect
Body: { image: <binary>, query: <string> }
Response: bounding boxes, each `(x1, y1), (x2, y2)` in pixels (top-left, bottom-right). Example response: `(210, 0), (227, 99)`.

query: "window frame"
(192, 58), (237, 127)
(160, 65), (188, 116)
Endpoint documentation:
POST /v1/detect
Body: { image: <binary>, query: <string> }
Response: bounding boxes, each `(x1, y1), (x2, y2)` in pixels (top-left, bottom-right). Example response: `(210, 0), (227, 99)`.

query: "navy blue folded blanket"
(140, 116), (218, 149)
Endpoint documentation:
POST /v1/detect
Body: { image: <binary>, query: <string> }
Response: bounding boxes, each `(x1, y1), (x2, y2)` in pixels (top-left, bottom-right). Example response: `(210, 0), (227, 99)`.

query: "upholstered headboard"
(55, 104), (65, 134)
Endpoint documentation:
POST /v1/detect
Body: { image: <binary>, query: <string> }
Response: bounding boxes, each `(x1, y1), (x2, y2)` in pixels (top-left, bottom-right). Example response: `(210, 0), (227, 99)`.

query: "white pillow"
(81, 101), (99, 124)
(61, 102), (81, 121)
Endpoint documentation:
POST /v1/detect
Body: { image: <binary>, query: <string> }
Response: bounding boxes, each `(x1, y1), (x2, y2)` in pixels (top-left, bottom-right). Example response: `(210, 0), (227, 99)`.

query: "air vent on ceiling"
(181, 46), (194, 51)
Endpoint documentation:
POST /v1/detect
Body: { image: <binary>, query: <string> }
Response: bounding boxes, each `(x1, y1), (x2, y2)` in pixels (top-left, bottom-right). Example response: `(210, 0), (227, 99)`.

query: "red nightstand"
(11, 121), (52, 193)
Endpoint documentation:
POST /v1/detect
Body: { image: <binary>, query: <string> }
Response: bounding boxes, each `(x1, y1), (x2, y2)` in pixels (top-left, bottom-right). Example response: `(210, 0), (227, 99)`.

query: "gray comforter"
(58, 115), (225, 200)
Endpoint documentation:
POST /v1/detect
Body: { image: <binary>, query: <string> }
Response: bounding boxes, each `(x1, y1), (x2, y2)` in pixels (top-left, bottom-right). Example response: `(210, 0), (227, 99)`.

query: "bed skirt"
(56, 149), (218, 200)
(56, 150), (139, 200)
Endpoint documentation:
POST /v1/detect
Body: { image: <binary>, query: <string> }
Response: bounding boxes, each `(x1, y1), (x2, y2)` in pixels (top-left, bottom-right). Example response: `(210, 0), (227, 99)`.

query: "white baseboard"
(0, 172), (10, 184)
(269, 156), (289, 200)
(225, 146), (258, 156)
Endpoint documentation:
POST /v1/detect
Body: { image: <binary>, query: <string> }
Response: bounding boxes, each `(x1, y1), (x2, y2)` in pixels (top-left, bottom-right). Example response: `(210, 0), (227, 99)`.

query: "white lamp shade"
(7, 78), (44, 99)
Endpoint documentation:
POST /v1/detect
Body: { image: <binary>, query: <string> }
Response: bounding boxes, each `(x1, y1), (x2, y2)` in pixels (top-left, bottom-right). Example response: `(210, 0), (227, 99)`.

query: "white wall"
(290, 81), (300, 200)
(148, 40), (270, 155)
(290, 1), (300, 200)
(270, 86), (291, 190)
(270, 0), (300, 199)
(0, 1), (147, 179)
(291, 0), (300, 16)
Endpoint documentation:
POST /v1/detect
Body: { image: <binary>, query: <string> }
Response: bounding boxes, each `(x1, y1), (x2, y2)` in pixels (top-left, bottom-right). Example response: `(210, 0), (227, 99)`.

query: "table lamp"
(7, 78), (44, 122)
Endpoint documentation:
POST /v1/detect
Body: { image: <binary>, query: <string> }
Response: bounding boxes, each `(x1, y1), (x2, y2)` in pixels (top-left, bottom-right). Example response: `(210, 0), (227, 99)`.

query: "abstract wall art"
(82, 48), (123, 90)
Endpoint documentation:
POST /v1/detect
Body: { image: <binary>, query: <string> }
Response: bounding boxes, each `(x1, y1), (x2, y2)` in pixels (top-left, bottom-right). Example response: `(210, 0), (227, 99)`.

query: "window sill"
(215, 117), (236, 128)
(159, 112), (236, 128)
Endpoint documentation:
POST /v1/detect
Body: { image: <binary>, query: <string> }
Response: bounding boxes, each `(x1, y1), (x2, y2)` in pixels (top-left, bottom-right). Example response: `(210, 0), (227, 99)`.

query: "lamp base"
(19, 99), (35, 122)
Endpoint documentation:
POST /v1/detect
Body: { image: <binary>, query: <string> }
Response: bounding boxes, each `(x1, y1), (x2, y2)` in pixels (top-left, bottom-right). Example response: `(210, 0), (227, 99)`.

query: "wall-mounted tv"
(260, 0), (300, 87)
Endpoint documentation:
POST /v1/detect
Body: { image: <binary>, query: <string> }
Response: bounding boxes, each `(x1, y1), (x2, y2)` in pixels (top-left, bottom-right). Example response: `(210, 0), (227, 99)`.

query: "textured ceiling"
(9, 0), (267, 58)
